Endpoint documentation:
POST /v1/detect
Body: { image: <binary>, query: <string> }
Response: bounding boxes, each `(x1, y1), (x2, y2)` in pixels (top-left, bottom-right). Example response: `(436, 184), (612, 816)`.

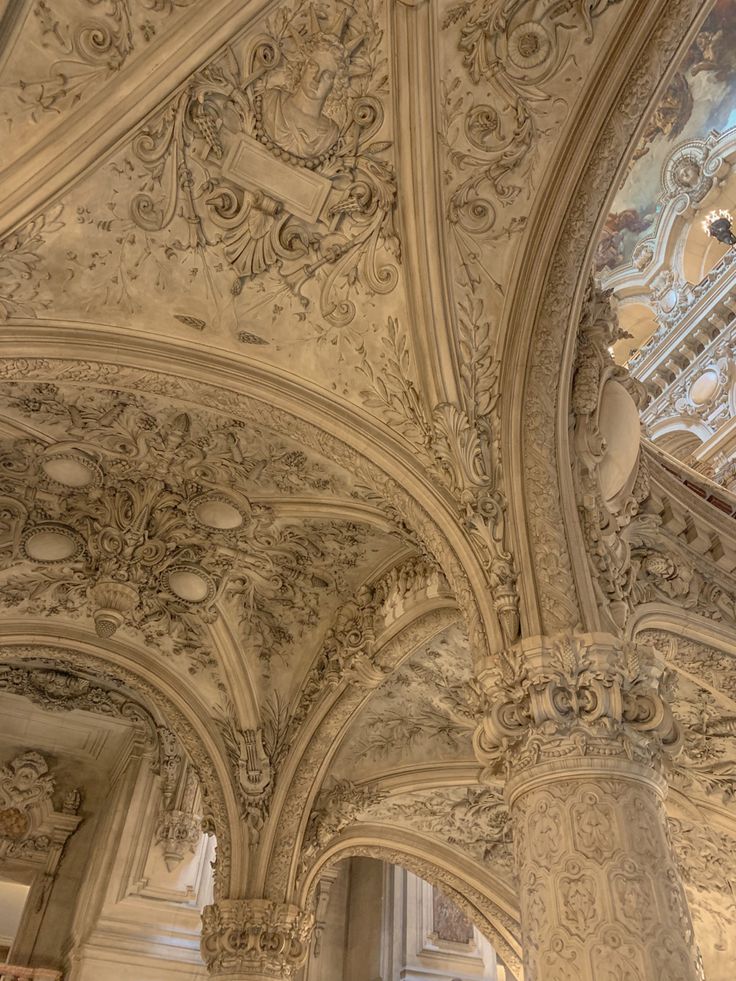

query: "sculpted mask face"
(675, 160), (701, 189)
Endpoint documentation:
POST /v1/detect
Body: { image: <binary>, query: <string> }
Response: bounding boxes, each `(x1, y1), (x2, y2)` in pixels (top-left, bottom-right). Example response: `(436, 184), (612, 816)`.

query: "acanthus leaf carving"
(571, 278), (650, 632)
(298, 777), (388, 879)
(360, 302), (519, 648)
(8, 0), (198, 125)
(200, 898), (313, 981)
(474, 633), (683, 782)
(440, 0), (622, 290)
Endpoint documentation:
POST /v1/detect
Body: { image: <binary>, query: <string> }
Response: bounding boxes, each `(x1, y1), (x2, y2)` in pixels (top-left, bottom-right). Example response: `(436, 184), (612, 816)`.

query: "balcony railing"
(0, 967), (61, 981)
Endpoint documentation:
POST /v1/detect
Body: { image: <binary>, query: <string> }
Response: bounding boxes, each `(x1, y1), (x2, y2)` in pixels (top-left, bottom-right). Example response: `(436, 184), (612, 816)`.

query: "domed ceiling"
(0, 377), (405, 717)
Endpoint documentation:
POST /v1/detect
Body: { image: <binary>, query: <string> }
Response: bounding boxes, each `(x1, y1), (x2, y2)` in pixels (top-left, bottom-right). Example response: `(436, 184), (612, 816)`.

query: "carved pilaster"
(200, 899), (313, 981)
(474, 633), (703, 981)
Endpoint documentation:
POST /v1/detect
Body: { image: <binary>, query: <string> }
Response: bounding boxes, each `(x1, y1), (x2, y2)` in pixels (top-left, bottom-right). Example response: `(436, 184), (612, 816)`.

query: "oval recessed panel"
(660, 288), (678, 313)
(195, 498), (243, 530)
(689, 368), (719, 406)
(598, 379), (642, 505)
(167, 567), (213, 604)
(42, 454), (97, 488)
(23, 526), (81, 563)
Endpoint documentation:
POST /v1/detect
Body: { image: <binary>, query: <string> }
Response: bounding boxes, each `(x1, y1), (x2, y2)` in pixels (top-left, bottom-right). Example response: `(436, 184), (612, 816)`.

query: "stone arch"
(297, 824), (522, 980)
(0, 620), (242, 899)
(629, 604), (736, 656)
(258, 598), (460, 899)
(504, 0), (711, 636)
(0, 330), (501, 662)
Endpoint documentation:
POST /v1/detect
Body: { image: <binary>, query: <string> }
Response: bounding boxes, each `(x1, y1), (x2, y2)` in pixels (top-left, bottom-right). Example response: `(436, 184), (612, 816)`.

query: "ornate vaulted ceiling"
(2, 0), (736, 977)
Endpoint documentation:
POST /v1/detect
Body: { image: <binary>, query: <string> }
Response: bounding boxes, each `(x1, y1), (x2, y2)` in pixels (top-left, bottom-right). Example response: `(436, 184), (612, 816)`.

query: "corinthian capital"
(200, 899), (313, 980)
(473, 632), (682, 784)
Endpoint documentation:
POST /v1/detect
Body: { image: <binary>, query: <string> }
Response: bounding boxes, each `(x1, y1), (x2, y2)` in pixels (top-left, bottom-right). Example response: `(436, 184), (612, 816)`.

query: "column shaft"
(510, 760), (700, 981)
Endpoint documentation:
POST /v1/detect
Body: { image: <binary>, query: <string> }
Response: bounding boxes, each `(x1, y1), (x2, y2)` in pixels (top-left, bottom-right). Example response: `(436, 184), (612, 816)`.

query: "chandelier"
(703, 209), (736, 246)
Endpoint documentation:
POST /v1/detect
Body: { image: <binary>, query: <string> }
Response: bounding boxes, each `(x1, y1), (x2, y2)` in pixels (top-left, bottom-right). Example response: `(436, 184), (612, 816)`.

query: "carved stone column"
(200, 899), (313, 981)
(474, 632), (703, 981)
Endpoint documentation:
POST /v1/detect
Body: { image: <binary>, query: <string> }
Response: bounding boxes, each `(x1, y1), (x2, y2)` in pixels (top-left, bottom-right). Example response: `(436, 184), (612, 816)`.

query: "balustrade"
(0, 968), (61, 981)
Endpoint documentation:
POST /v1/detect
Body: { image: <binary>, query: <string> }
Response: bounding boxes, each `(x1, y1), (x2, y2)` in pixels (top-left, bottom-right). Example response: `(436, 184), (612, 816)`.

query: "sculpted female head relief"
(258, 9), (366, 161)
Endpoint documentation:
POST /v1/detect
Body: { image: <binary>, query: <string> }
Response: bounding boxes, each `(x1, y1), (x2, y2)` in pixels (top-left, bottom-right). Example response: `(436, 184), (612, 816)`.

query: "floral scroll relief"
(7, 0), (197, 123)
(0, 385), (385, 672)
(124, 0), (398, 337)
(440, 0), (621, 293)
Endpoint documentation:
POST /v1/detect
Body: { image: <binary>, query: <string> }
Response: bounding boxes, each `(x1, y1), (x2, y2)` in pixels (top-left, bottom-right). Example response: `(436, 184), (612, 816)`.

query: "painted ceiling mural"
(596, 0), (736, 272)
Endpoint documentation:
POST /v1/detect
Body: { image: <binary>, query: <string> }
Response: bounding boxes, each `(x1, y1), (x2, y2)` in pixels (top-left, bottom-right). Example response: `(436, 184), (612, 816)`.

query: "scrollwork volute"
(200, 899), (313, 981)
(474, 632), (682, 784)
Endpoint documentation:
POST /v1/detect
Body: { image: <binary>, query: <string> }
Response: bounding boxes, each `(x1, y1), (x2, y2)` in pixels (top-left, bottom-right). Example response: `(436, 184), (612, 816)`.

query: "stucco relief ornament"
(201, 899), (313, 980)
(254, 7), (367, 163)
(439, 0), (621, 286)
(473, 634), (683, 782)
(571, 280), (651, 631)
(128, 0), (398, 330)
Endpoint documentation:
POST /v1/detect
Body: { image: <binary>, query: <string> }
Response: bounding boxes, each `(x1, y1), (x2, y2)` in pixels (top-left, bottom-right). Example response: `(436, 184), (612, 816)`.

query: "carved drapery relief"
(200, 898), (313, 981)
